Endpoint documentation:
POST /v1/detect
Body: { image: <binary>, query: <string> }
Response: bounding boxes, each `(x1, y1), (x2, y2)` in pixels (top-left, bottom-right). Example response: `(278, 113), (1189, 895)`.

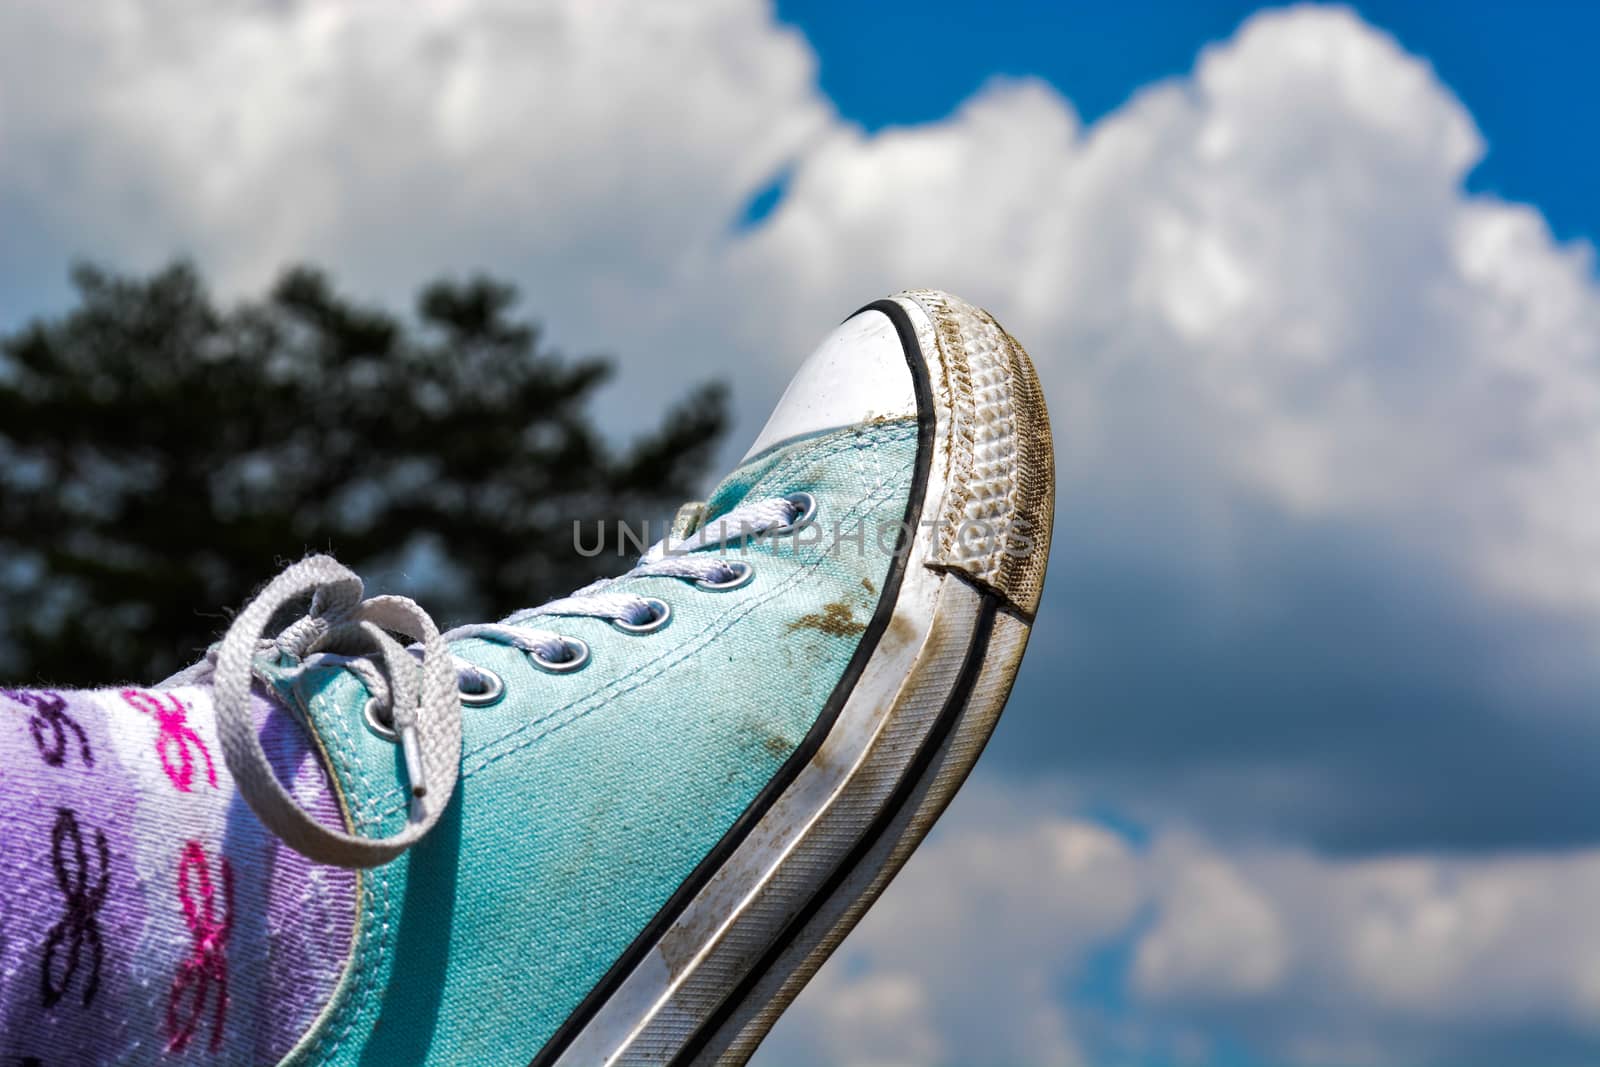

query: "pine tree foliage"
(0, 263), (728, 685)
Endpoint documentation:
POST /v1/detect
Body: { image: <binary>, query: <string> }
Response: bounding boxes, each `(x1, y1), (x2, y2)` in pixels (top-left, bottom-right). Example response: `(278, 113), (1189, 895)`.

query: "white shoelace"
(212, 495), (808, 868)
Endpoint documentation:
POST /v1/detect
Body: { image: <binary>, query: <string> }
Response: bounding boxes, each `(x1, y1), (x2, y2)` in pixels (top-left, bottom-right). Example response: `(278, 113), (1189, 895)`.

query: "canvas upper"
(253, 314), (926, 1064)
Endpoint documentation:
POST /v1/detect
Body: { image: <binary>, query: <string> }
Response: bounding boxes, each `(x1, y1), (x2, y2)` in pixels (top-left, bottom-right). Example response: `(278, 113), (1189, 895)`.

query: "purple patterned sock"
(0, 684), (356, 1064)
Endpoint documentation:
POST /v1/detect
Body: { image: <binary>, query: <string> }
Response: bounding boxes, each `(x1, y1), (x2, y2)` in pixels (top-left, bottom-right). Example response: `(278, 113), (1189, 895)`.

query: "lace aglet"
(399, 725), (428, 801)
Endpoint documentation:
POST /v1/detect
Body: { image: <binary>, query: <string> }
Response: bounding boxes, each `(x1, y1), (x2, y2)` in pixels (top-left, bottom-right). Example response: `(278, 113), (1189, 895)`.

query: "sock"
(0, 685), (356, 1064)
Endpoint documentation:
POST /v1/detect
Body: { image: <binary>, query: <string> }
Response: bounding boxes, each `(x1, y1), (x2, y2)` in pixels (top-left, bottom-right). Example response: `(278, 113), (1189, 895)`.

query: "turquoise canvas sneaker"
(0, 290), (1052, 1065)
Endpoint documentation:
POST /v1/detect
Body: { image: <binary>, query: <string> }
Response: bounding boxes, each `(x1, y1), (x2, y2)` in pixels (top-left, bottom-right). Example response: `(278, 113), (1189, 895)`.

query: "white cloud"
(724, 5), (1600, 618)
(777, 970), (944, 1067)
(1134, 840), (1288, 1000)
(0, 0), (830, 414)
(763, 774), (1600, 1066)
(758, 782), (1139, 1067)
(5, 2), (1597, 618)
(1131, 826), (1600, 1065)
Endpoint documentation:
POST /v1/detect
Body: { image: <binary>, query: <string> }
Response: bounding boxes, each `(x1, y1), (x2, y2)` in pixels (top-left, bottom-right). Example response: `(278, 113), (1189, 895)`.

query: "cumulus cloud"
(730, 4), (1600, 614)
(0, 0), (829, 415)
(1134, 844), (1288, 1000)
(6, 1), (1596, 636)
(763, 778), (1600, 1066)
(709, 5), (1600, 851)
(1132, 826), (1600, 1065)
(759, 783), (1141, 1067)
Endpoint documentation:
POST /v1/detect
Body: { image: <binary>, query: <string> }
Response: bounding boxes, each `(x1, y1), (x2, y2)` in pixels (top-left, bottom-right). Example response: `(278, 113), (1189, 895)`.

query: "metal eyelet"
(362, 696), (399, 743)
(458, 666), (506, 707)
(612, 597), (672, 634)
(694, 560), (755, 592)
(530, 636), (591, 673)
(768, 491), (818, 535)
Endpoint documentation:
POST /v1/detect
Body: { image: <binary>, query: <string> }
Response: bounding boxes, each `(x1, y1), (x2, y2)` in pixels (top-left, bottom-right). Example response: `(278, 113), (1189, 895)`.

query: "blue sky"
(781, 1), (1600, 245)
(2, 2), (1599, 1064)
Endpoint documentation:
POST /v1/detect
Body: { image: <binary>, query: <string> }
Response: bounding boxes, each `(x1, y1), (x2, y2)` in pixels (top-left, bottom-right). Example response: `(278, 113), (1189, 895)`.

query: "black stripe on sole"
(672, 590), (1001, 1065)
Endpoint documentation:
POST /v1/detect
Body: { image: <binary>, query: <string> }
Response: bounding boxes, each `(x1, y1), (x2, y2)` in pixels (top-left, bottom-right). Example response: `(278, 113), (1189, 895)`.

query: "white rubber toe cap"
(741, 308), (916, 461)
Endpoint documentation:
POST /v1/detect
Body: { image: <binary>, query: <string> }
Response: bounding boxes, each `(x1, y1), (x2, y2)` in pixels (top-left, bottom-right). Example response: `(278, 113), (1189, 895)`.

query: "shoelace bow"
(212, 495), (807, 868)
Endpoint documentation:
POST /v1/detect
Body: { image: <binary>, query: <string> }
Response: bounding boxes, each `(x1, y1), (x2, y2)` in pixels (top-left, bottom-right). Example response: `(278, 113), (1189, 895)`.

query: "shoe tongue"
(698, 442), (801, 529)
(668, 501), (707, 540)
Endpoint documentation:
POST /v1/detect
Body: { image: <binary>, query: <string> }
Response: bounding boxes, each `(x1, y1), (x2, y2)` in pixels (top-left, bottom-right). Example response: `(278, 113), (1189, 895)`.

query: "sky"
(779, 1), (1600, 247)
(2, 2), (1599, 1065)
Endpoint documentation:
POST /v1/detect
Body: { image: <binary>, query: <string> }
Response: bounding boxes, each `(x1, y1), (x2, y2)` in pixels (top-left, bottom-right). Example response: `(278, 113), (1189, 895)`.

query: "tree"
(0, 262), (728, 686)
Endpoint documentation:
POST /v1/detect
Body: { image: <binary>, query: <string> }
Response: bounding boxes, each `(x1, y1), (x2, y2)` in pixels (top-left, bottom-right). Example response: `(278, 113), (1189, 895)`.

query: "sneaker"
(3, 289), (1053, 1065)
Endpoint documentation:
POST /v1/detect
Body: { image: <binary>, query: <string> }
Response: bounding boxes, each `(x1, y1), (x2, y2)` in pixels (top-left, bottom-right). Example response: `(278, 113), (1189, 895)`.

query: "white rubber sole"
(697, 594), (1035, 1065)
(537, 291), (1054, 1067)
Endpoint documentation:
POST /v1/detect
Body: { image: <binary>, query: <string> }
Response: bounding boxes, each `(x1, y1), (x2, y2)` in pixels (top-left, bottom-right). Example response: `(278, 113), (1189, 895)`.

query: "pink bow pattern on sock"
(166, 840), (233, 1053)
(120, 689), (217, 793)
